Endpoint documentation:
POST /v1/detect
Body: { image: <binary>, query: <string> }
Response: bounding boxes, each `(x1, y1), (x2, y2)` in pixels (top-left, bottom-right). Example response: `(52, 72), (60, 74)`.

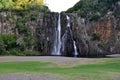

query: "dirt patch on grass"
(0, 73), (85, 80)
(0, 56), (111, 67)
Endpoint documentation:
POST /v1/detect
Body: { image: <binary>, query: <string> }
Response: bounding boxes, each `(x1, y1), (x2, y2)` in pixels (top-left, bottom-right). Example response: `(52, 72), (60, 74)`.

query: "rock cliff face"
(68, 13), (120, 57)
(0, 11), (120, 57)
(37, 12), (59, 55)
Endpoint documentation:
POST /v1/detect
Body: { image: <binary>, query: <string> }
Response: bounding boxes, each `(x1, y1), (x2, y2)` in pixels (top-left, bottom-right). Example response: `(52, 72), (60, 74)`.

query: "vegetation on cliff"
(0, 0), (50, 56)
(66, 0), (120, 21)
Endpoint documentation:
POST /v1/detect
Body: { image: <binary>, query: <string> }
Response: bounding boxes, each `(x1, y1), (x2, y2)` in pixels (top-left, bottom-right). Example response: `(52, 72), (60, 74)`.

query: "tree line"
(66, 0), (119, 21)
(0, 0), (44, 10)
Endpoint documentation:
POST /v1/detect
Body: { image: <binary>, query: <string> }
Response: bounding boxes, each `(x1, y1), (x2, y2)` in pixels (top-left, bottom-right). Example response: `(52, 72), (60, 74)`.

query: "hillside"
(66, 0), (120, 21)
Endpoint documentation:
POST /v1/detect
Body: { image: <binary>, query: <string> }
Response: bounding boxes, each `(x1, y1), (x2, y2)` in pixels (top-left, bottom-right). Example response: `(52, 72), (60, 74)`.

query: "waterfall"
(66, 15), (78, 57)
(52, 14), (78, 57)
(73, 41), (78, 57)
(66, 15), (70, 27)
(52, 13), (61, 55)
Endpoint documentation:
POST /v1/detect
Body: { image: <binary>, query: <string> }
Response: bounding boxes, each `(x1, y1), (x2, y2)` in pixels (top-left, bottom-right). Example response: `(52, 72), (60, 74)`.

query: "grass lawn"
(0, 58), (120, 80)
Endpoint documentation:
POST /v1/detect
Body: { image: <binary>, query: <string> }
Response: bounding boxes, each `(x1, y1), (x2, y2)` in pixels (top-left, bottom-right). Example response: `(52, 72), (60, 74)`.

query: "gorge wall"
(68, 13), (120, 57)
(0, 11), (120, 57)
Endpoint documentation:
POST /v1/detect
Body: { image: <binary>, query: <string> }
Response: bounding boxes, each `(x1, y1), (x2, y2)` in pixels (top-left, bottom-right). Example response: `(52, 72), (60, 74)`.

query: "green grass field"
(0, 58), (120, 80)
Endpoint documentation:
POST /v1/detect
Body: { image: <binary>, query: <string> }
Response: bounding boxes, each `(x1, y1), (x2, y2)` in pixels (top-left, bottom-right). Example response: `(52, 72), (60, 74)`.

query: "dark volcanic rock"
(68, 13), (120, 57)
(37, 12), (59, 55)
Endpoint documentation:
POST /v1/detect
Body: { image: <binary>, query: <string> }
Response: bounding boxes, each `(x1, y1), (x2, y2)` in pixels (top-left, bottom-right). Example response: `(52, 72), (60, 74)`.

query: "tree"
(0, 0), (44, 9)
(66, 0), (119, 20)
(0, 0), (14, 9)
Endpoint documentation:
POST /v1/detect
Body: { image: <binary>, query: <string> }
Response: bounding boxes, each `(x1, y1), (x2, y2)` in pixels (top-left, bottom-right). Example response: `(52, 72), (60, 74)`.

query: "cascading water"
(52, 13), (61, 55)
(66, 15), (78, 57)
(52, 14), (78, 57)
(66, 15), (70, 27)
(73, 41), (78, 57)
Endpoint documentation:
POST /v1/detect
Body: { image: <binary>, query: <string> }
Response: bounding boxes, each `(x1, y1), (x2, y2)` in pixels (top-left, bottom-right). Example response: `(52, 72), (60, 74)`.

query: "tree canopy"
(0, 0), (44, 9)
(66, 0), (120, 21)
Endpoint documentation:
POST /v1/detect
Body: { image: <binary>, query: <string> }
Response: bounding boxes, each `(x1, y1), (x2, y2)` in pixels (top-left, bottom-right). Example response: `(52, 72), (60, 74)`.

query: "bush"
(92, 33), (100, 41)
(0, 34), (18, 55)
(0, 34), (17, 50)
(89, 14), (100, 21)
(22, 50), (40, 56)
(114, 9), (120, 17)
(9, 48), (20, 55)
(98, 42), (107, 49)
(115, 26), (120, 30)
(0, 39), (6, 55)
(31, 14), (37, 21)
(16, 18), (30, 35)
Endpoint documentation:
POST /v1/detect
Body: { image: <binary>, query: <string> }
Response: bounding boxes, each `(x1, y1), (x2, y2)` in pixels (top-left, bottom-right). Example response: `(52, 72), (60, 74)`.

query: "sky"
(45, 0), (80, 12)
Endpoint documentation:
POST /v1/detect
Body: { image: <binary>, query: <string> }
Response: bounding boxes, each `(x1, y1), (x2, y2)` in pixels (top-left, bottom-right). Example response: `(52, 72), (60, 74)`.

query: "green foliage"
(31, 14), (38, 21)
(16, 36), (36, 52)
(0, 34), (37, 56)
(114, 8), (120, 17)
(92, 33), (100, 41)
(22, 50), (40, 56)
(115, 26), (120, 30)
(66, 0), (119, 20)
(0, 34), (17, 55)
(0, 34), (16, 49)
(15, 17), (30, 36)
(89, 14), (100, 21)
(0, 0), (44, 10)
(0, 39), (6, 55)
(0, 0), (50, 13)
(85, 40), (89, 44)
(0, 0), (14, 9)
(23, 37), (35, 48)
(27, 5), (49, 12)
(98, 42), (108, 49)
(16, 37), (26, 51)
(9, 48), (20, 55)
(0, 0), (49, 56)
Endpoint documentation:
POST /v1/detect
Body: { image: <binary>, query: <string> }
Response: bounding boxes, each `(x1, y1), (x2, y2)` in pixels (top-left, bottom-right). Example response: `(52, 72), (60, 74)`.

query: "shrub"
(114, 9), (120, 17)
(0, 39), (6, 55)
(0, 34), (17, 49)
(22, 50), (40, 56)
(89, 14), (100, 21)
(92, 33), (100, 41)
(115, 26), (120, 30)
(31, 14), (38, 21)
(9, 48), (20, 55)
(85, 40), (89, 44)
(98, 42), (107, 49)
(0, 34), (18, 55)
(16, 18), (30, 35)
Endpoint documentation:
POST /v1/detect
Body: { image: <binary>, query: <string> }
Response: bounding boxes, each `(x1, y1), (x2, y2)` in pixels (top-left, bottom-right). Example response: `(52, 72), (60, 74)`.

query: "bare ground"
(0, 56), (106, 66)
(0, 73), (83, 80)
